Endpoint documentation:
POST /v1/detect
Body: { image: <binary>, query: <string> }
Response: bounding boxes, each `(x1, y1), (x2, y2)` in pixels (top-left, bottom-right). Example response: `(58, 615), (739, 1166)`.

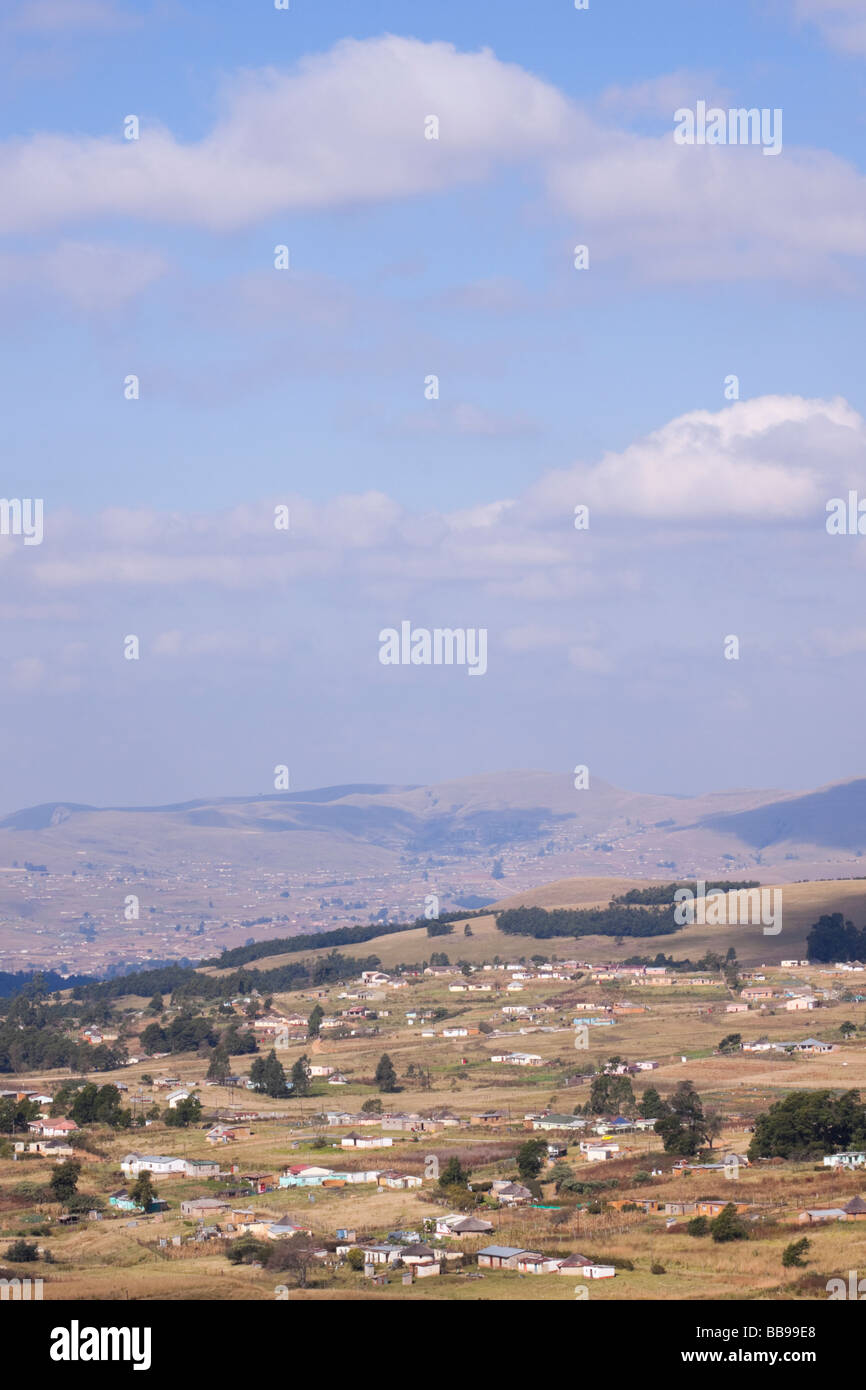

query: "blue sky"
(1, 0), (866, 810)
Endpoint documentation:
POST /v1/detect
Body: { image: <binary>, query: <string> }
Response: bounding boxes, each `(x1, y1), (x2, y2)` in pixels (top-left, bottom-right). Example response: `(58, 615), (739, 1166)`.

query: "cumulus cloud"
(547, 131), (866, 285)
(525, 395), (865, 521)
(0, 37), (570, 234)
(0, 395), (856, 606)
(0, 37), (863, 286)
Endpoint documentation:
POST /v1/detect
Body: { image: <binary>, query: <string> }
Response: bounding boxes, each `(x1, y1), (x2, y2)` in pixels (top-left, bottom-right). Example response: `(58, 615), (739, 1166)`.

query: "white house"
(557, 1253), (616, 1278)
(340, 1133), (393, 1149)
(120, 1153), (188, 1177)
(166, 1089), (194, 1108)
(581, 1143), (619, 1162)
(823, 1151), (866, 1168)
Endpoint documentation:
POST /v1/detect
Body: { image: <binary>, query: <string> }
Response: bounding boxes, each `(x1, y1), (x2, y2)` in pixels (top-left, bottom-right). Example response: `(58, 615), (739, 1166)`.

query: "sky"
(1, 0), (866, 810)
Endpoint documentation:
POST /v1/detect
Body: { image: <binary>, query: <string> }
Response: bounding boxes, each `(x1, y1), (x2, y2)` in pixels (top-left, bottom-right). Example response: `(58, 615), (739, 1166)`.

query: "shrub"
(782, 1238), (810, 1269)
(5, 1239), (38, 1263)
(651, 1262), (666, 1274)
(710, 1204), (748, 1243)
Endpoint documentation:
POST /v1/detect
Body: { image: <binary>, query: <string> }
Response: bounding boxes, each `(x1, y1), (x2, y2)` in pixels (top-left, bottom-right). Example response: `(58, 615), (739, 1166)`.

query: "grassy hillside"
(199, 875), (866, 974)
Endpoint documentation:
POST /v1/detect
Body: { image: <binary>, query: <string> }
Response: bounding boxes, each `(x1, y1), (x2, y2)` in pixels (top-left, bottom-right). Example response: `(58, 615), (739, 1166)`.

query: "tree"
(307, 1005), (325, 1039)
(687, 1215), (709, 1237)
(140, 1022), (168, 1055)
(129, 1172), (157, 1209)
(361, 1098), (382, 1115)
(251, 1049), (290, 1098)
(207, 1045), (231, 1083)
(718, 1034), (742, 1054)
(782, 1237), (810, 1268)
(639, 1086), (668, 1120)
(516, 1138), (548, 1182)
(346, 1247), (365, 1271)
(439, 1156), (469, 1188)
(164, 1095), (202, 1127)
(147, 994), (164, 1014)
(807, 912), (865, 963)
(655, 1081), (707, 1156)
(840, 1021), (857, 1039)
(289, 1055), (310, 1097)
(710, 1203), (748, 1243)
(267, 1233), (319, 1288)
(704, 1110), (724, 1150)
(587, 1072), (635, 1116)
(0, 1098), (40, 1134)
(464, 924), (473, 937)
(49, 1160), (81, 1206)
(491, 859), (504, 880)
(375, 1054), (399, 1093)
(748, 1089), (866, 1160)
(226, 1235), (271, 1266)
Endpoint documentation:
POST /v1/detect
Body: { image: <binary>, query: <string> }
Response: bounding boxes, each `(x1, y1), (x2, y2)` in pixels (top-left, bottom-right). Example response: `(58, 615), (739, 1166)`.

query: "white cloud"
(0, 37), (570, 234)
(597, 71), (733, 118)
(0, 36), (862, 286)
(525, 395), (865, 521)
(794, 0), (866, 55)
(547, 130), (866, 285)
(4, 396), (857, 607)
(0, 241), (169, 310)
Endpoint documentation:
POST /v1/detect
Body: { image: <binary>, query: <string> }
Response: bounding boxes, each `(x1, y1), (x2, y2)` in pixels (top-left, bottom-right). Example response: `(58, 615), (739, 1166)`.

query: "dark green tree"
(49, 1159), (81, 1206)
(164, 1095), (202, 1127)
(710, 1203), (748, 1243)
(375, 1054), (399, 1093)
(439, 1155), (469, 1188)
(251, 1049), (290, 1097)
(289, 1054), (310, 1097)
(782, 1237), (810, 1268)
(516, 1138), (548, 1182)
(128, 1172), (157, 1209)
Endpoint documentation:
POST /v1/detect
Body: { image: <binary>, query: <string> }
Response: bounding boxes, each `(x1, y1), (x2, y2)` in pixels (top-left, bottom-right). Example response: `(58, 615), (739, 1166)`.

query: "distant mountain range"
(4, 771), (866, 879)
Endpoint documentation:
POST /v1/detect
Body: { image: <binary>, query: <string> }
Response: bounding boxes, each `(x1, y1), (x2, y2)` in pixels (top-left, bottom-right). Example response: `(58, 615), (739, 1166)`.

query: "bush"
(710, 1204), (748, 1243)
(687, 1216), (709, 1237)
(651, 1262), (666, 1274)
(782, 1238), (810, 1269)
(226, 1236), (271, 1266)
(5, 1239), (38, 1263)
(346, 1247), (365, 1271)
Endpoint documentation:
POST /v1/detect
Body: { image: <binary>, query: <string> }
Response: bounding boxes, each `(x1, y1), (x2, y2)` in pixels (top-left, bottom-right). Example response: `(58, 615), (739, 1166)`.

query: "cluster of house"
(476, 1246), (615, 1277)
(797, 1196), (866, 1224)
(730, 986), (819, 1011)
(741, 1037), (833, 1054)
